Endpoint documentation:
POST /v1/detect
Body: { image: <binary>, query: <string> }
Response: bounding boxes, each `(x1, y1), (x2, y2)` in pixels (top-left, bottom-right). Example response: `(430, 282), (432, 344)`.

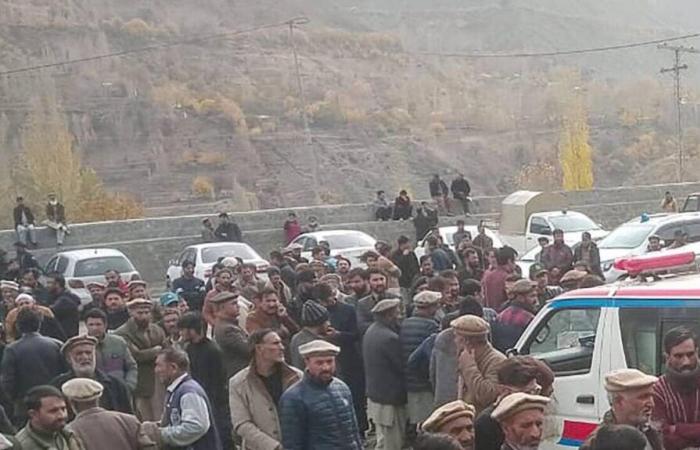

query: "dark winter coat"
(451, 178), (471, 199)
(50, 289), (81, 338)
(362, 319), (406, 405)
(429, 179), (449, 197)
(279, 374), (362, 450)
(46, 203), (66, 223)
(50, 369), (133, 415)
(215, 222), (243, 242)
(13, 205), (34, 227)
(400, 315), (439, 392)
(391, 250), (420, 289)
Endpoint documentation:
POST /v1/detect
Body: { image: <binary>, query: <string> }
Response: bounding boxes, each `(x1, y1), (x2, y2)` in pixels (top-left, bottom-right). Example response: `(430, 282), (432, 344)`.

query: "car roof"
(620, 212), (700, 227)
(299, 230), (373, 238)
(54, 248), (127, 259)
(557, 272), (700, 300)
(185, 242), (253, 250)
(533, 210), (587, 218)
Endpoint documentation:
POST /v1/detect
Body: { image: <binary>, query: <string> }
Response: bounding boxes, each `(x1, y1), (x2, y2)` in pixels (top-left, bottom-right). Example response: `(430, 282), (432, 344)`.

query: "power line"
(0, 17), (308, 77)
(414, 32), (700, 59)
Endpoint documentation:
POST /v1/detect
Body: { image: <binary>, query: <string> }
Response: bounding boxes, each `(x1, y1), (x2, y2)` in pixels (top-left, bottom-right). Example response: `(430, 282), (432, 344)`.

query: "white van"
(512, 250), (700, 449)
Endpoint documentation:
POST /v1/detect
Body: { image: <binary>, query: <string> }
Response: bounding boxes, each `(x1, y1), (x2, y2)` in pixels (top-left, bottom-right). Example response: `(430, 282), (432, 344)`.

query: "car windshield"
(599, 223), (655, 249)
(324, 233), (375, 249)
(201, 245), (258, 264)
(548, 214), (599, 233)
(74, 256), (133, 277)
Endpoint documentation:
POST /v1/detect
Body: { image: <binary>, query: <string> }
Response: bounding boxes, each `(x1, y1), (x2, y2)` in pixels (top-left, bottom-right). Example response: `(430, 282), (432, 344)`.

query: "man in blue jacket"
(279, 339), (362, 450)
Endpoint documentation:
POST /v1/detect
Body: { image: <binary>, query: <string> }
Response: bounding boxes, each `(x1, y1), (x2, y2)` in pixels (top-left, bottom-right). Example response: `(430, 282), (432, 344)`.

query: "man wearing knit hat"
(582, 369), (662, 450)
(421, 400), (476, 450)
(363, 298), (407, 449)
(62, 378), (156, 450)
(289, 300), (331, 370)
(280, 340), (363, 450)
(491, 392), (550, 450)
(401, 291), (440, 432)
(452, 314), (506, 414)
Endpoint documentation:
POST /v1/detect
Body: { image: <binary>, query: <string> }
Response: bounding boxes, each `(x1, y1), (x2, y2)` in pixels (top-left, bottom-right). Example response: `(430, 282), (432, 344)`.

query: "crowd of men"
(2, 188), (700, 450)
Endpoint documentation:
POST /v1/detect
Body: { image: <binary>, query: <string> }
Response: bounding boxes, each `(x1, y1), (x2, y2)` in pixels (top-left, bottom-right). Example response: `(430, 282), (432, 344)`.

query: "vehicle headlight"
(603, 262), (612, 272)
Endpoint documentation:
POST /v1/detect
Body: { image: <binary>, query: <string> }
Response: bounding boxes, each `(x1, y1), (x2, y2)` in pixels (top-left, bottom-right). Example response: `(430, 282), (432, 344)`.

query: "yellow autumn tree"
(7, 104), (143, 225)
(559, 98), (594, 191)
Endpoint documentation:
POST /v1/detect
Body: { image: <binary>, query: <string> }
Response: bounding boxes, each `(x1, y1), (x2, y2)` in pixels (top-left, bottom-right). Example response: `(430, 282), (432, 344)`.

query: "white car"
(290, 230), (377, 267)
(516, 245), (542, 277)
(44, 248), (139, 309)
(598, 212), (700, 282)
(166, 242), (269, 285)
(414, 225), (504, 259)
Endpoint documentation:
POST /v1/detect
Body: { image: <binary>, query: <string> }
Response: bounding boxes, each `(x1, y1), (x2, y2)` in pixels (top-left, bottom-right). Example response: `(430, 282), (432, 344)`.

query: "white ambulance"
(513, 249), (700, 449)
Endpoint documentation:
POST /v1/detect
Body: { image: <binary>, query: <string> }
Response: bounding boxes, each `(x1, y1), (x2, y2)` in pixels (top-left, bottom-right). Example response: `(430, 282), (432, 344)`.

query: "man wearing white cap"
(0, 280), (18, 315)
(582, 368), (662, 450)
(491, 392), (550, 450)
(401, 291), (440, 430)
(279, 340), (362, 449)
(363, 298), (407, 450)
(61, 378), (156, 450)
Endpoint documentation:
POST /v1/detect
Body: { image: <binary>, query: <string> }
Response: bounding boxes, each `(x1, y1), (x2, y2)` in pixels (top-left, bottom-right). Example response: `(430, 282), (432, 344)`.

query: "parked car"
(165, 242), (269, 286)
(512, 249), (700, 450)
(598, 212), (700, 282)
(414, 225), (504, 259)
(44, 248), (139, 309)
(290, 230), (376, 267)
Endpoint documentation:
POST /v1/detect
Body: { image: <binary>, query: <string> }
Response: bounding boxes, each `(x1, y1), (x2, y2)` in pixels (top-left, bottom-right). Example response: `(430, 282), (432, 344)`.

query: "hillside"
(0, 0), (699, 214)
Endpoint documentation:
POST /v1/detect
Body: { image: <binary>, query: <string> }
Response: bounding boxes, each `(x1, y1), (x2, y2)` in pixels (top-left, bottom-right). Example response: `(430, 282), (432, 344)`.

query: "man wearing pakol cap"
(492, 279), (537, 353)
(62, 378), (157, 450)
(115, 298), (166, 421)
(50, 334), (133, 415)
(203, 267), (252, 329)
(211, 291), (250, 379)
(491, 392), (550, 450)
(363, 298), (407, 450)
(280, 340), (363, 450)
(153, 347), (222, 450)
(0, 280), (18, 322)
(290, 300), (331, 370)
(453, 314), (506, 414)
(420, 400), (476, 450)
(529, 264), (562, 306)
(16, 385), (84, 450)
(559, 269), (587, 292)
(581, 369), (662, 450)
(84, 308), (138, 390)
(127, 280), (150, 301)
(401, 291), (440, 432)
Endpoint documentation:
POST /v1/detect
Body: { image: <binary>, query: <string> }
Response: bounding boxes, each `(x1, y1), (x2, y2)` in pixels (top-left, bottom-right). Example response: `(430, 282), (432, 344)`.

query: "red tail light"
(68, 279), (85, 289)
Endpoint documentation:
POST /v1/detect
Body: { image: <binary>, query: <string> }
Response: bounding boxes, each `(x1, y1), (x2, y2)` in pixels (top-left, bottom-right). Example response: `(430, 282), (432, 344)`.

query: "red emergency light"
(613, 251), (696, 276)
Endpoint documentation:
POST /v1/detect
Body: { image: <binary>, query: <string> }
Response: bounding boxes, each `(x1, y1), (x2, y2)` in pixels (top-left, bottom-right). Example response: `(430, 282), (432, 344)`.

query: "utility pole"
(659, 43), (699, 182)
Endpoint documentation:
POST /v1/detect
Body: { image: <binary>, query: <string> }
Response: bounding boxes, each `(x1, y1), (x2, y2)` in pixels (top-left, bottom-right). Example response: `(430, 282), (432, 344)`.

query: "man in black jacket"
(363, 298), (407, 450)
(13, 196), (37, 248)
(47, 273), (81, 338)
(0, 308), (66, 424)
(214, 212), (243, 242)
(391, 235), (420, 307)
(50, 334), (133, 416)
(429, 175), (450, 215)
(179, 312), (232, 450)
(451, 174), (472, 215)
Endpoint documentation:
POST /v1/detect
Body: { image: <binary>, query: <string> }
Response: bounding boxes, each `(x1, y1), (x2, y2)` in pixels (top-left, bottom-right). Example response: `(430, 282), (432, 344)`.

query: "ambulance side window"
(522, 308), (601, 376)
(619, 307), (700, 375)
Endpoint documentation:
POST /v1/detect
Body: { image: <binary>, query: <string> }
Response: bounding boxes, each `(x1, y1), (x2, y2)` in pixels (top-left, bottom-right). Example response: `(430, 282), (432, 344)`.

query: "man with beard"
(85, 308), (138, 391)
(104, 269), (129, 295)
(653, 327), (700, 450)
(245, 288), (299, 347)
(582, 369), (662, 450)
(115, 298), (166, 421)
(289, 270), (316, 323)
(420, 400), (476, 450)
(491, 392), (550, 450)
(50, 335), (133, 415)
(171, 260), (206, 311)
(127, 280), (150, 301)
(492, 280), (538, 353)
(431, 274), (461, 324)
(289, 301), (331, 370)
(280, 340), (362, 449)
(16, 385), (84, 450)
(357, 268), (400, 337)
(391, 235), (420, 307)
(202, 267), (236, 328)
(47, 273), (81, 338)
(344, 268), (370, 308)
(101, 288), (130, 330)
(459, 249), (483, 284)
(234, 263), (267, 301)
(363, 299), (407, 450)
(540, 229), (574, 285)
(212, 291), (249, 380)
